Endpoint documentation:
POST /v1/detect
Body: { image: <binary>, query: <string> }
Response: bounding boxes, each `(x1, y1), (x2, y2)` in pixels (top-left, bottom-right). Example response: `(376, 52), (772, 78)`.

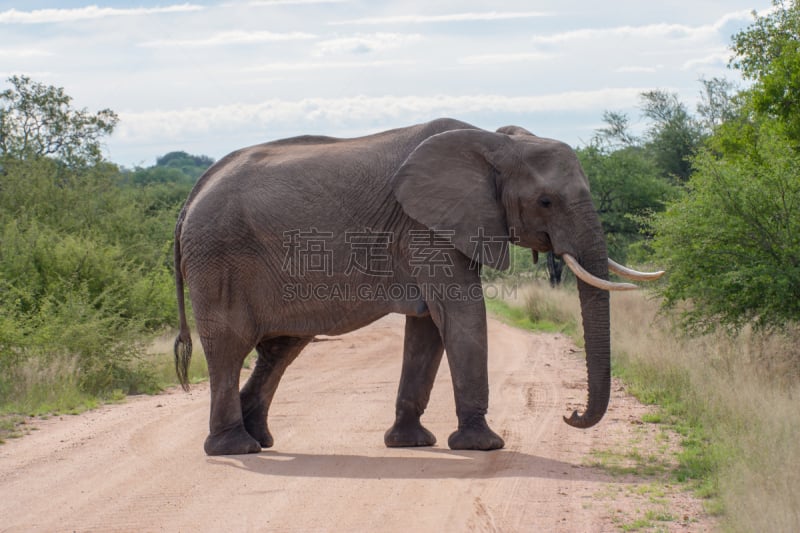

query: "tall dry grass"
(498, 281), (800, 532)
(146, 331), (209, 387)
(0, 354), (99, 417)
(0, 331), (208, 433)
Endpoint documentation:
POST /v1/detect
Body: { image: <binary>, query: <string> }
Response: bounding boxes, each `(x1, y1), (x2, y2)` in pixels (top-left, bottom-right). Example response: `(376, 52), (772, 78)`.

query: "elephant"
(173, 118), (663, 456)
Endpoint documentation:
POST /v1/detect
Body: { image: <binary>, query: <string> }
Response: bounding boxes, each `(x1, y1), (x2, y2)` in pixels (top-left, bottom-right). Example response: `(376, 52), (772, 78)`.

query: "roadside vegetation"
(0, 3), (798, 529)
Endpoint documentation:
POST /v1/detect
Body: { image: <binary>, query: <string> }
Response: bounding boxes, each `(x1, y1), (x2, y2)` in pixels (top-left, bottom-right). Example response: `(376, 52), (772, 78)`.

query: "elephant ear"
(391, 129), (513, 271)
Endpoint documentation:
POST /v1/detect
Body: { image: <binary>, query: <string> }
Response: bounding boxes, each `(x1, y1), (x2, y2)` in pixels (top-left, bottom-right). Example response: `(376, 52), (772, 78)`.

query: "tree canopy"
(123, 151), (213, 187)
(731, 0), (800, 143)
(0, 75), (118, 168)
(639, 90), (704, 183)
(653, 121), (800, 332)
(577, 143), (675, 262)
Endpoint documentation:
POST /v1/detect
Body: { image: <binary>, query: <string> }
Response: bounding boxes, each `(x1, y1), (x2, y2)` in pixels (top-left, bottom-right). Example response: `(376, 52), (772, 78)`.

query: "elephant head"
(391, 127), (662, 429)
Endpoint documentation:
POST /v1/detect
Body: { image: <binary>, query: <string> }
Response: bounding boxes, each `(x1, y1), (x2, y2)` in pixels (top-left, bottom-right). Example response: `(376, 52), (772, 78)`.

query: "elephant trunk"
(562, 207), (611, 429)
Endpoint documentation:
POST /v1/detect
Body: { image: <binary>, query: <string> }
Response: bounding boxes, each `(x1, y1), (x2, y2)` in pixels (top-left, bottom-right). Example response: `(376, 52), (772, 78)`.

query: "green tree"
(578, 142), (676, 262)
(653, 121), (800, 331)
(156, 150), (214, 177)
(731, 0), (800, 143)
(640, 90), (704, 183)
(0, 75), (118, 167)
(124, 151), (213, 186)
(696, 77), (740, 132)
(592, 110), (639, 149)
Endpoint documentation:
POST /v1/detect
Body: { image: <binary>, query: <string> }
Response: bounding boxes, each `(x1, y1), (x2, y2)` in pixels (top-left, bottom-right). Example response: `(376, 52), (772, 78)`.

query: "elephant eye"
(539, 196), (552, 208)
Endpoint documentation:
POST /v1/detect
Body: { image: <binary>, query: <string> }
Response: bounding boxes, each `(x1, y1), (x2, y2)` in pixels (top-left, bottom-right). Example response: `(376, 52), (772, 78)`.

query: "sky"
(0, 0), (775, 167)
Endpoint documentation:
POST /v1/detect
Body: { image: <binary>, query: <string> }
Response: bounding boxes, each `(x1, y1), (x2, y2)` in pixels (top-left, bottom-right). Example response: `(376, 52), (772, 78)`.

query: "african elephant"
(173, 118), (662, 456)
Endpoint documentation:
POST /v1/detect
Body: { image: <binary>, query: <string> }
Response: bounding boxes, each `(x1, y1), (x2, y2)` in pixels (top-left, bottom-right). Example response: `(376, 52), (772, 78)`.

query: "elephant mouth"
(518, 232), (552, 253)
(517, 231), (664, 291)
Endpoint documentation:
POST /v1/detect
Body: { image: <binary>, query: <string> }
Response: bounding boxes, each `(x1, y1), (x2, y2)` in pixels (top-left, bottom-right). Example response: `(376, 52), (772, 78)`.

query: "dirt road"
(0, 315), (712, 532)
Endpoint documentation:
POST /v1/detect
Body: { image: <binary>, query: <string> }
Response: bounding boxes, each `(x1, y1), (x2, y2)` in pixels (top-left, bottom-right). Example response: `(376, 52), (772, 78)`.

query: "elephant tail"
(173, 212), (192, 392)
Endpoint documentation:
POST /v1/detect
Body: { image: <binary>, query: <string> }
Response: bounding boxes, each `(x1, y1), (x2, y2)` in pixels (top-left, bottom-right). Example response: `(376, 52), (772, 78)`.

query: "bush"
(0, 156), (188, 408)
(653, 120), (800, 332)
(0, 79), (196, 418)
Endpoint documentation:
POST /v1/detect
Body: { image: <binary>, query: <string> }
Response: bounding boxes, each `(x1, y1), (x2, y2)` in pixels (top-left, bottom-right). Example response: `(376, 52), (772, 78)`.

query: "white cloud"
(315, 33), (423, 55)
(245, 0), (349, 5)
(330, 11), (551, 25)
(140, 31), (317, 48)
(0, 4), (204, 24)
(459, 52), (552, 65)
(682, 49), (731, 70)
(116, 89), (648, 141)
(614, 65), (659, 73)
(0, 48), (52, 58)
(530, 9), (754, 45)
(243, 60), (414, 71)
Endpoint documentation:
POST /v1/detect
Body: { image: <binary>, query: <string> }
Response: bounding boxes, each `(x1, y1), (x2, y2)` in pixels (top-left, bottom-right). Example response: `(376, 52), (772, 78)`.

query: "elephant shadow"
(207, 447), (626, 482)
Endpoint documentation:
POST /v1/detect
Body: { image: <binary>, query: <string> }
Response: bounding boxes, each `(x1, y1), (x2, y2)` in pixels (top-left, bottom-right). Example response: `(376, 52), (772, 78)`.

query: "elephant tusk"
(607, 258), (665, 281)
(562, 254), (638, 291)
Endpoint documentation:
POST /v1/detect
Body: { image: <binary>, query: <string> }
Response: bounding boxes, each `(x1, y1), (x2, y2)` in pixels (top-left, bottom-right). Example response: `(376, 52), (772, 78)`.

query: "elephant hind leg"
(240, 336), (310, 448)
(385, 315), (443, 447)
(201, 330), (261, 456)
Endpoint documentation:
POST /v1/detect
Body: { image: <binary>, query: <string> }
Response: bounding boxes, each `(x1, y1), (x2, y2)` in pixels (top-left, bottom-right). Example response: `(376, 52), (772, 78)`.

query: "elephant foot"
(243, 413), (274, 448)
(448, 418), (505, 451)
(384, 418), (437, 447)
(204, 424), (262, 456)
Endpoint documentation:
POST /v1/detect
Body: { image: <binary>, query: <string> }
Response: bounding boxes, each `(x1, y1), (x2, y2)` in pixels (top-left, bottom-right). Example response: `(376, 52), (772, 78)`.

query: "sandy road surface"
(0, 315), (712, 532)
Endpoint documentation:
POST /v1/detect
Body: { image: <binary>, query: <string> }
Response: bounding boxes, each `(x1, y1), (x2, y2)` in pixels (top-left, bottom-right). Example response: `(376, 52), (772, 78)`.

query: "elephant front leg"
(385, 315), (444, 447)
(438, 300), (504, 451)
(240, 336), (310, 448)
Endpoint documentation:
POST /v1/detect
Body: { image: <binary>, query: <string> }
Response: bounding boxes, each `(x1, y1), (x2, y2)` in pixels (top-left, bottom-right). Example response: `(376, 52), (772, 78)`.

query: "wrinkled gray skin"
(174, 118), (611, 456)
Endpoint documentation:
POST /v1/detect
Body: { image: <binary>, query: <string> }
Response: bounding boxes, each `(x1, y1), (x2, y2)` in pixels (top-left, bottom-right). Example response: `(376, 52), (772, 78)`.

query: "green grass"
(609, 353), (717, 494)
(0, 414), (24, 443)
(485, 298), (543, 330)
(485, 285), (578, 336)
(612, 506), (675, 532)
(641, 413), (663, 424)
(585, 448), (674, 478)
